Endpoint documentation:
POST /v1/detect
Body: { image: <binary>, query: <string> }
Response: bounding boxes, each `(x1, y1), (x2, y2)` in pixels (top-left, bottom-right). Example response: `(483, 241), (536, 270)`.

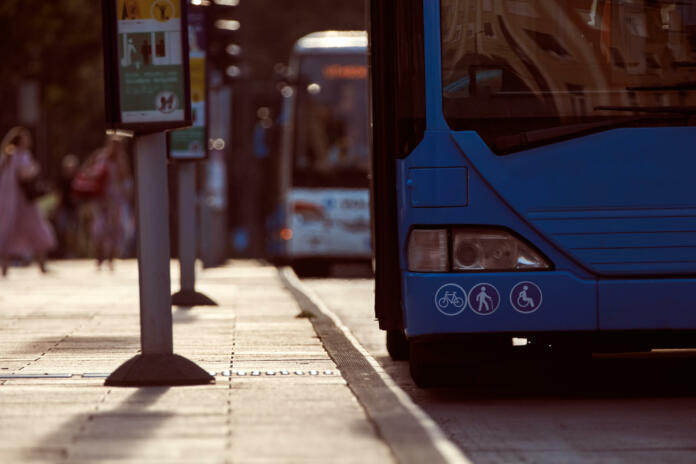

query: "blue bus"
(268, 31), (372, 274)
(370, 0), (696, 386)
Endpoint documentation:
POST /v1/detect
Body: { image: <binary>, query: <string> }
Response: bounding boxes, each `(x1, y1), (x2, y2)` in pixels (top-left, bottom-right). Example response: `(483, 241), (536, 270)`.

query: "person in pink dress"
(0, 126), (57, 276)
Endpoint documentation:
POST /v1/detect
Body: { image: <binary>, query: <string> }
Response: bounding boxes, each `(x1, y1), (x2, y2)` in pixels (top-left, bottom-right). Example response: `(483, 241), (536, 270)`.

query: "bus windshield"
(441, 0), (696, 154)
(292, 54), (369, 187)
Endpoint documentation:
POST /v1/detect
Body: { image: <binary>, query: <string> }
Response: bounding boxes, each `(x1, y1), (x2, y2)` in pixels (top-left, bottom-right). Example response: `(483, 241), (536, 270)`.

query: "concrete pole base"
(105, 353), (215, 387)
(171, 290), (218, 307)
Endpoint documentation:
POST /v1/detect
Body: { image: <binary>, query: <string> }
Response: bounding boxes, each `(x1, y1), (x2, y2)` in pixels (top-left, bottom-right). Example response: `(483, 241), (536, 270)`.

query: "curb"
(278, 267), (471, 464)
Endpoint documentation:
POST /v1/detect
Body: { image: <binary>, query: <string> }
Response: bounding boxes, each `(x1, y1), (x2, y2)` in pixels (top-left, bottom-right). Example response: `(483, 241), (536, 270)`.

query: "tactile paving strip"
(0, 369), (338, 380)
(227, 369), (335, 377)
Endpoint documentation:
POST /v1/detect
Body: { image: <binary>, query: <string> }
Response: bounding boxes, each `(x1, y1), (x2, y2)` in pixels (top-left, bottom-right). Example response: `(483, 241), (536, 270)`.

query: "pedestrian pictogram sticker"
(434, 283), (468, 316)
(468, 283), (500, 316)
(510, 281), (543, 314)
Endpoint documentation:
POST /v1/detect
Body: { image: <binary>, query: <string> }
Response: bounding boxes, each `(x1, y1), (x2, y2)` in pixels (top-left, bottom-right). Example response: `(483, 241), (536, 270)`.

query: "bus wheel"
(386, 329), (409, 361)
(408, 342), (441, 388)
(292, 260), (331, 277)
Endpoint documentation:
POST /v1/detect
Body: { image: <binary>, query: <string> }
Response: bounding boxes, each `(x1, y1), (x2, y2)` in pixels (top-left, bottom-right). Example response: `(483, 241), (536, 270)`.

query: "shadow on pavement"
(292, 261), (373, 279)
(11, 335), (140, 354)
(388, 350), (696, 399)
(27, 387), (171, 461)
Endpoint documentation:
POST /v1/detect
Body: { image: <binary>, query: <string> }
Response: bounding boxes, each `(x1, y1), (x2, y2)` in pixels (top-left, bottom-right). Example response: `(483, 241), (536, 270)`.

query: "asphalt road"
(303, 275), (696, 464)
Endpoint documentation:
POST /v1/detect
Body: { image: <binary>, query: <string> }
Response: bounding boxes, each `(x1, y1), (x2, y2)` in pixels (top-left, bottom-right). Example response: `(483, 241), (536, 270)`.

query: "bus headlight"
(407, 229), (448, 272)
(452, 228), (551, 271)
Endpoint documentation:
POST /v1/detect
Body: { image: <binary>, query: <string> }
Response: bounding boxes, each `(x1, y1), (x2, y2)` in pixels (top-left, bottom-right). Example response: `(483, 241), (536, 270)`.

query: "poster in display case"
(103, 0), (192, 134)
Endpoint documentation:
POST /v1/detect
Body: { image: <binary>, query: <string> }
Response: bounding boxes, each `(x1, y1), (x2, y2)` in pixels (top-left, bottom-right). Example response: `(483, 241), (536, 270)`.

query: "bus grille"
(529, 208), (696, 276)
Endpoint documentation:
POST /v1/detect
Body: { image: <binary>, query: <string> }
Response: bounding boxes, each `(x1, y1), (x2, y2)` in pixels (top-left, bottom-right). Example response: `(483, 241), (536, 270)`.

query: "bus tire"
(408, 342), (440, 388)
(292, 260), (331, 277)
(386, 329), (409, 361)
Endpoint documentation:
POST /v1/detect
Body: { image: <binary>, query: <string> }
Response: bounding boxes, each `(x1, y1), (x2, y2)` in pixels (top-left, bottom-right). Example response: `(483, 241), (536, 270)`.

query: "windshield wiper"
(493, 117), (648, 153)
(594, 105), (696, 114)
(626, 82), (696, 92)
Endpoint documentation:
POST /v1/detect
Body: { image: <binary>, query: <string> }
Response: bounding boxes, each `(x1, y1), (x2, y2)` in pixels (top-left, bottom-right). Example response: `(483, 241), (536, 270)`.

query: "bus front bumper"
(402, 271), (696, 337)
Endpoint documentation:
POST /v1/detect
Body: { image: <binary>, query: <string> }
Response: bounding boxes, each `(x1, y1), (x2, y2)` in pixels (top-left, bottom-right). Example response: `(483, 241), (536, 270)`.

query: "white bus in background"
(268, 31), (372, 275)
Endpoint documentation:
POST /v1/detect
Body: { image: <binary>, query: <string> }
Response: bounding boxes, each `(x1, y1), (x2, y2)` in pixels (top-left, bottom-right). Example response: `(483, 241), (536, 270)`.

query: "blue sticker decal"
(510, 281), (543, 314)
(468, 283), (500, 316)
(434, 283), (468, 316)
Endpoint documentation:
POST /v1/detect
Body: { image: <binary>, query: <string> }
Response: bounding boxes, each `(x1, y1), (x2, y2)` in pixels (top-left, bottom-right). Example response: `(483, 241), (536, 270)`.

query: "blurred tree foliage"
(234, 0), (365, 80)
(0, 0), (364, 179)
(0, 0), (105, 176)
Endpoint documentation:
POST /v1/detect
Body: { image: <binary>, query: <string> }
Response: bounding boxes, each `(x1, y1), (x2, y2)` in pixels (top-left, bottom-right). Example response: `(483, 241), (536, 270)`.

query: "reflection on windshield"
(441, 0), (696, 153)
(293, 55), (369, 187)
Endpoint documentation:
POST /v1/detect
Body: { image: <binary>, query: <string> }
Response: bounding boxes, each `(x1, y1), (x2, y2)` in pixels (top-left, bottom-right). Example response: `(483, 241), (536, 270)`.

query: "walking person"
(82, 136), (132, 270)
(0, 126), (56, 276)
(475, 287), (493, 314)
(53, 154), (80, 258)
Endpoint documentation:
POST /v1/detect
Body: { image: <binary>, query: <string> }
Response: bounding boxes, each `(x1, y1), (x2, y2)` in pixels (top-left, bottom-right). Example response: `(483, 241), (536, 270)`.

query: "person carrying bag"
(16, 154), (49, 201)
(0, 126), (56, 276)
(71, 153), (109, 200)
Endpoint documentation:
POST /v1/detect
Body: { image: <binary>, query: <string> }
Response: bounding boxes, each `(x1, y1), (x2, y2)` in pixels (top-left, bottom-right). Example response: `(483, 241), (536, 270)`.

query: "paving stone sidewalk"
(0, 260), (394, 464)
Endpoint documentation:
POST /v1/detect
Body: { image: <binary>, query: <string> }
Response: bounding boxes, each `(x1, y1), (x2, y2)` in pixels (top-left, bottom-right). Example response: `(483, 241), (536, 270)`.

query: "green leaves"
(0, 0), (104, 171)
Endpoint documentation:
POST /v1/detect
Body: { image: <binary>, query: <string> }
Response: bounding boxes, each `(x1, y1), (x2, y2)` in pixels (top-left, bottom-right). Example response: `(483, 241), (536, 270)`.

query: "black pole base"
(171, 290), (218, 307)
(105, 353), (215, 387)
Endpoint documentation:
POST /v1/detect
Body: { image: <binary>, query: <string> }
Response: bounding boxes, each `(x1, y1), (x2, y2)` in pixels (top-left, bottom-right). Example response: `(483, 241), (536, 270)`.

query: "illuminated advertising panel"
(103, 0), (192, 134)
(169, 7), (207, 159)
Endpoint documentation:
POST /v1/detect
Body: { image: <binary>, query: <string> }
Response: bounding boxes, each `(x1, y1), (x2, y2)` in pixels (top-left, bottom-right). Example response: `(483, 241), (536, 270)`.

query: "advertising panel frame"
(168, 4), (209, 160)
(103, 0), (192, 135)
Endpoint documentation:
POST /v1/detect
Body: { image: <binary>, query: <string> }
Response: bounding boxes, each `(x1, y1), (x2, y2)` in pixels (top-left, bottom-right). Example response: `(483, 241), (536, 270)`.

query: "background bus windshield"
(293, 54), (369, 187)
(441, 0), (696, 154)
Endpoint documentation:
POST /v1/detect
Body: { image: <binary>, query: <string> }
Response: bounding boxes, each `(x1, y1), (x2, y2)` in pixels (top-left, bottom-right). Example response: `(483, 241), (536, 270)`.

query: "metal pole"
(172, 160), (216, 307)
(177, 162), (196, 292)
(105, 131), (213, 386)
(135, 132), (173, 354)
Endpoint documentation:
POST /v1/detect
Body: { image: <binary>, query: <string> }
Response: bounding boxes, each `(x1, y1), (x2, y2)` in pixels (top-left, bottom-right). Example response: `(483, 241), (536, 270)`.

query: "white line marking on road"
(281, 268), (472, 464)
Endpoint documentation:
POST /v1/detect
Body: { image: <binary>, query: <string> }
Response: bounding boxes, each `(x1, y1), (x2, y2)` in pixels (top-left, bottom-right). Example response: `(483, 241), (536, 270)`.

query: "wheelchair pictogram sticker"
(510, 281), (543, 314)
(434, 283), (468, 316)
(468, 283), (500, 315)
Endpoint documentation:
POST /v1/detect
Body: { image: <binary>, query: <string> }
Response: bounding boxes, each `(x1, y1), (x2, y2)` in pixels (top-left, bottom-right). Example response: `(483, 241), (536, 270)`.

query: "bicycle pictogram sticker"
(434, 283), (468, 316)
